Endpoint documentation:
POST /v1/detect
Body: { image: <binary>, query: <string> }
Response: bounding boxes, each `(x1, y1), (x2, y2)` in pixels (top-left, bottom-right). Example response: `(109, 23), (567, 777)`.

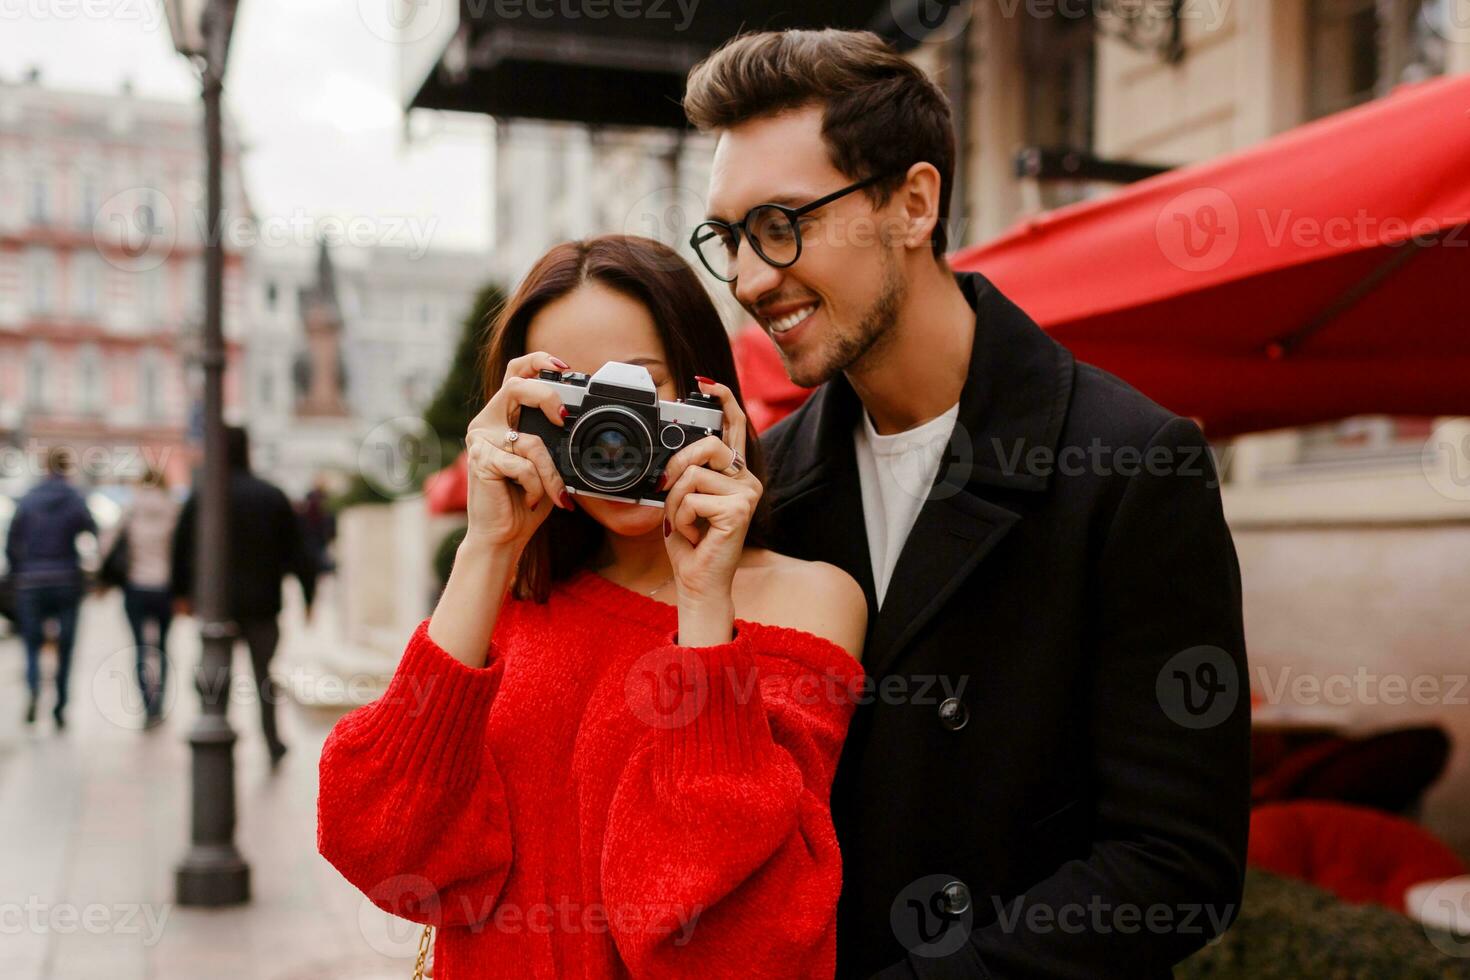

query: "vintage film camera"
(518, 361), (724, 507)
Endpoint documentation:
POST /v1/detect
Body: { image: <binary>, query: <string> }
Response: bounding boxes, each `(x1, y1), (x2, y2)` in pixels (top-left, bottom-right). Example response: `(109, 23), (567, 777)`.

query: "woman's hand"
(659, 376), (762, 645)
(463, 351), (574, 551)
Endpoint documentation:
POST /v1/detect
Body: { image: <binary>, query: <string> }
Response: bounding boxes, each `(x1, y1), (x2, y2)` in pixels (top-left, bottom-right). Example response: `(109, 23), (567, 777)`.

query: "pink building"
(0, 74), (247, 490)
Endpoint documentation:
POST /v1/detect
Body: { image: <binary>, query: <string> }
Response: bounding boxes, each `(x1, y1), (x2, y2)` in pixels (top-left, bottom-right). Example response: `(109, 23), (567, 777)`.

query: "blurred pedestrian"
(296, 477), (336, 576)
(104, 464), (180, 728)
(171, 426), (317, 767)
(5, 447), (97, 729)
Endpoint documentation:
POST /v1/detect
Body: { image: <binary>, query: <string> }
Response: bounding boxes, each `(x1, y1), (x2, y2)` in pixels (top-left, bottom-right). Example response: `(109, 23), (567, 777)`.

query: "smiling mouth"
(764, 302), (819, 335)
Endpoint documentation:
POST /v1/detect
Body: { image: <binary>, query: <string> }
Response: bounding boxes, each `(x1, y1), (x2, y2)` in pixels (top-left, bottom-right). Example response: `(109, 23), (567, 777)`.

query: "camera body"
(518, 361), (724, 507)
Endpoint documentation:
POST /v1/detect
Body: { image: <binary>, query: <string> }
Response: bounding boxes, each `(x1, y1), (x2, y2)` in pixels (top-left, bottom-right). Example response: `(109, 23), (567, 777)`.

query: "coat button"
(938, 880), (971, 917)
(938, 697), (968, 731)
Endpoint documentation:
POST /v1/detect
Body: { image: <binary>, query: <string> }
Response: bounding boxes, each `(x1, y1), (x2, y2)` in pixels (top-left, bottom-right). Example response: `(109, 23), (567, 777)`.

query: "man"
(171, 426), (316, 767)
(6, 447), (97, 729)
(685, 30), (1250, 979)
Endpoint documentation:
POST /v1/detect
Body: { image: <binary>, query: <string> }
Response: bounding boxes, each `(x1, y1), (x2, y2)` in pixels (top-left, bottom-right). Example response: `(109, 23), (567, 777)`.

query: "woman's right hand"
(463, 351), (574, 550)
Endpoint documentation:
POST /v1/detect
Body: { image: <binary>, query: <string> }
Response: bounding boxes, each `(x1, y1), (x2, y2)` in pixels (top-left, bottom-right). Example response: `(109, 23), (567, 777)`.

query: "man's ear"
(892, 162), (942, 252)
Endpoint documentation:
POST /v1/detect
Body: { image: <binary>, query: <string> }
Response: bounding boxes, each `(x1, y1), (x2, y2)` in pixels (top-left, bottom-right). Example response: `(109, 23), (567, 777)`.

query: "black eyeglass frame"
(689, 172), (896, 283)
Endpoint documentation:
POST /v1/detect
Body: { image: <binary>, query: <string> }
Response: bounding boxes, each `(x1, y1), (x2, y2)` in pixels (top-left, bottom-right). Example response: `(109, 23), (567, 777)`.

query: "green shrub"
(1180, 869), (1470, 979)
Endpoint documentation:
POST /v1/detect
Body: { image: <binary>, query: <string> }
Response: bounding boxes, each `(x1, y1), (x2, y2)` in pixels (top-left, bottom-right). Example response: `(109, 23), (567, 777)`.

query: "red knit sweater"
(317, 567), (865, 979)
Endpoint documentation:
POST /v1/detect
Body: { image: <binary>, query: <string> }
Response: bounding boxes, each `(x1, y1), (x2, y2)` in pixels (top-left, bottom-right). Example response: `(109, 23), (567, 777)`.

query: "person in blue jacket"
(5, 447), (97, 729)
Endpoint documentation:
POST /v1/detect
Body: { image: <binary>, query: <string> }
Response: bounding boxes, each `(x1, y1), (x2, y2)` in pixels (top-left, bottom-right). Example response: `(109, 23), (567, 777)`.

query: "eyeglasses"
(689, 173), (893, 283)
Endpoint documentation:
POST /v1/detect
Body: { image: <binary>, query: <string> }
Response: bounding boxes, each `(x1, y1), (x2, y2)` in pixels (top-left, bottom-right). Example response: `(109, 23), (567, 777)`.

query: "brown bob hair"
(683, 28), (956, 258)
(482, 235), (773, 603)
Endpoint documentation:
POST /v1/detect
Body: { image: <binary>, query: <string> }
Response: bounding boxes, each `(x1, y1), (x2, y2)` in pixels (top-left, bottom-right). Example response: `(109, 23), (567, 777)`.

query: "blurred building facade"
(245, 240), (487, 496)
(0, 73), (248, 491)
(488, 119), (745, 318)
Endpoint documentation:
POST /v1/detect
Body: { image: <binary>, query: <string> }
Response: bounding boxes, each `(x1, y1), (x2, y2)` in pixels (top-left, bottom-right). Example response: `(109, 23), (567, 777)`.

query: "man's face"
(705, 104), (906, 388)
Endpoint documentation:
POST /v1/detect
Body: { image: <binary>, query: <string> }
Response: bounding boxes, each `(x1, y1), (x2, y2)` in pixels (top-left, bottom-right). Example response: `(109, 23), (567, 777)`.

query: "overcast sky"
(0, 0), (494, 253)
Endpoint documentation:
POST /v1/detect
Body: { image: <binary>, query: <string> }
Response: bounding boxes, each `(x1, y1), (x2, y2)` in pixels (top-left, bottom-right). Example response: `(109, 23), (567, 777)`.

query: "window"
(73, 253), (102, 317)
(26, 248), (54, 315)
(183, 259), (203, 326)
(140, 268), (163, 325)
(28, 172), (50, 226)
(77, 345), (103, 415)
(77, 173), (99, 230)
(139, 349), (163, 422)
(258, 367), (275, 411)
(1023, 10), (1098, 211)
(26, 342), (48, 411)
(1308, 0), (1447, 119)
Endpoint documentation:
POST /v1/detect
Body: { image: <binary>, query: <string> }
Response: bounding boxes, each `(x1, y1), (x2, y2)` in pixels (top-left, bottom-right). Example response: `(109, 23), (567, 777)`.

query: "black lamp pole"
(168, 0), (250, 907)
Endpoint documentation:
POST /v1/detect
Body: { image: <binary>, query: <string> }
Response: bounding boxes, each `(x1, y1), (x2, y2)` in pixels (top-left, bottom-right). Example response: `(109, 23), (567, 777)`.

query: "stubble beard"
(785, 252), (906, 389)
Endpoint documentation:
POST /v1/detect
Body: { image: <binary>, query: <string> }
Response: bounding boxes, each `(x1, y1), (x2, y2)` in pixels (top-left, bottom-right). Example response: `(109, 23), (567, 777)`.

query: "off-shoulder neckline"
(558, 567), (865, 675)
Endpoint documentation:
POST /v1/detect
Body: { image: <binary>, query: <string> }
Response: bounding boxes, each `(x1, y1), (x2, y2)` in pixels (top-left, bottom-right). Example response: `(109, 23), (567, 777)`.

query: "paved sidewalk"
(0, 585), (421, 980)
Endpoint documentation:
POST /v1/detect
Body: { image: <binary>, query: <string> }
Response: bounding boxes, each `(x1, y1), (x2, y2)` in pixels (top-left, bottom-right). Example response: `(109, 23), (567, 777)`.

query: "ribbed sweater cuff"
(352, 619), (501, 788)
(653, 627), (773, 776)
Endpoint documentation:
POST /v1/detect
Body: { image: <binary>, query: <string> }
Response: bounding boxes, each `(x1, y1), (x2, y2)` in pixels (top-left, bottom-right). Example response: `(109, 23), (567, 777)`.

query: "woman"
(318, 236), (868, 979)
(115, 465), (179, 727)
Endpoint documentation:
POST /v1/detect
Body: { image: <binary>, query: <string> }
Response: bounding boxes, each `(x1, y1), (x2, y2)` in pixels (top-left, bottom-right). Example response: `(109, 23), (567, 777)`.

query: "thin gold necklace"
(645, 574), (675, 597)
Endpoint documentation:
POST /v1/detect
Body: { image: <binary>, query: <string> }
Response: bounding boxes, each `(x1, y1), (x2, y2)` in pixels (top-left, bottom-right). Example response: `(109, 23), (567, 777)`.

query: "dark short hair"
(46, 446), (72, 476)
(481, 235), (771, 603)
(225, 426), (249, 471)
(684, 28), (956, 258)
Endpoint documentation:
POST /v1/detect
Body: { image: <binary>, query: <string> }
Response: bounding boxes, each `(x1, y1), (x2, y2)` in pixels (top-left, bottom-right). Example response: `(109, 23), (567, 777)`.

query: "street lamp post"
(163, 0), (249, 907)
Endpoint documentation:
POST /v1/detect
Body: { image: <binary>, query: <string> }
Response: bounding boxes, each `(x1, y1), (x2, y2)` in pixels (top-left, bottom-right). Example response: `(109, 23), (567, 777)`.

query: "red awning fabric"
(424, 452), (468, 515)
(948, 72), (1470, 437)
(733, 320), (815, 434)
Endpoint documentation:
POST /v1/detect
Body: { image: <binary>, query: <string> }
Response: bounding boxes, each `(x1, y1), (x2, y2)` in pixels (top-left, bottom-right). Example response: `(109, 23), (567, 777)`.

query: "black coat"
(171, 468), (317, 622)
(760, 272), (1251, 979)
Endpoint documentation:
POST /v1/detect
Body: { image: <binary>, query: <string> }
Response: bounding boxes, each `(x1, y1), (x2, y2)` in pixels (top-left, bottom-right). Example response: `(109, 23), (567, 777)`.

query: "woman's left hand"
(660, 377), (762, 641)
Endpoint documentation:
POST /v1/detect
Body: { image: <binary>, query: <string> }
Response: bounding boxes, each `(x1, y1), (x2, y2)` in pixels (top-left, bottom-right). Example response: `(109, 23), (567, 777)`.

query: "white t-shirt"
(852, 400), (961, 608)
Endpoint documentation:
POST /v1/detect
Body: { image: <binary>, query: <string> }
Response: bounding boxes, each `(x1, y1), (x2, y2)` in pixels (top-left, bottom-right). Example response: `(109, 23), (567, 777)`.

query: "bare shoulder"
(736, 550), (868, 662)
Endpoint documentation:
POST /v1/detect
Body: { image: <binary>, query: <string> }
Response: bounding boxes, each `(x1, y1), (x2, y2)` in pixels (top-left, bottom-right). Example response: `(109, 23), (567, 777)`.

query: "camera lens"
(569, 406), (653, 492)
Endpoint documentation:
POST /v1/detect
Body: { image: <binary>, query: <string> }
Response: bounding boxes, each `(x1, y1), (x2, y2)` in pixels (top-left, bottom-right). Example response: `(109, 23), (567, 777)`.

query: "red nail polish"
(560, 490), (573, 510)
(655, 472), (666, 491)
(550, 356), (569, 369)
(558, 405), (569, 420)
(695, 375), (714, 386)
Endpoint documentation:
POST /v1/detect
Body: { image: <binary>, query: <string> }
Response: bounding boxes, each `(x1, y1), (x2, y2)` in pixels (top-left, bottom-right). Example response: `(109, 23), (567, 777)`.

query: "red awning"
(949, 72), (1470, 437)
(424, 452), (468, 515)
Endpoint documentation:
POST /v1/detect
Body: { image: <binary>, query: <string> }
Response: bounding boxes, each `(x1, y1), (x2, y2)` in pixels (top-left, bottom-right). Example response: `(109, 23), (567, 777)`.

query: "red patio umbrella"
(947, 72), (1470, 437)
